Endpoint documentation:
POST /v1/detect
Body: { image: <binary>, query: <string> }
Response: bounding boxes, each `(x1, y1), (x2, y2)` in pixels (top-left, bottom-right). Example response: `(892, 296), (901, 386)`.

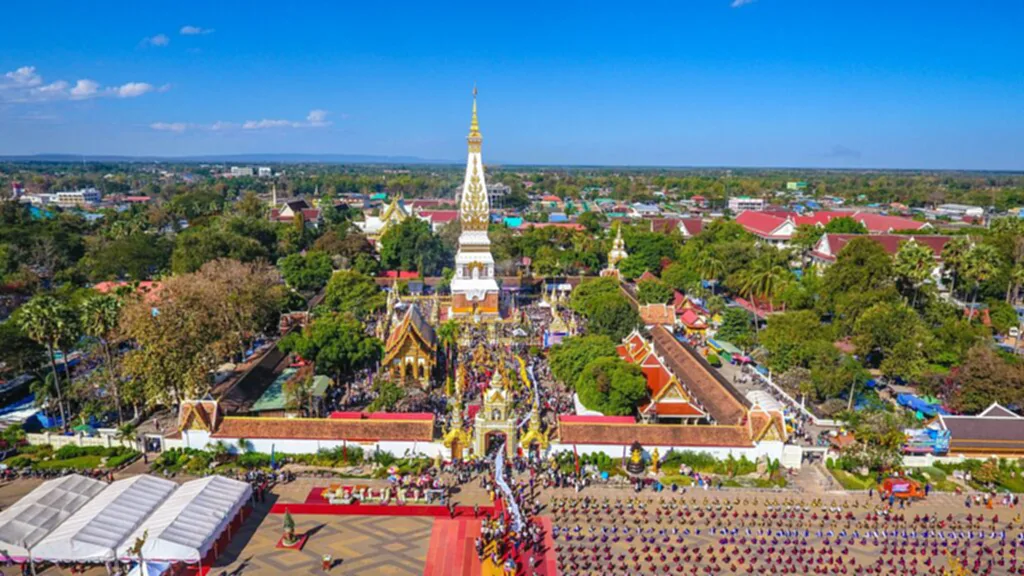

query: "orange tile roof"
(558, 420), (753, 448)
(211, 416), (435, 442)
(647, 403), (706, 417)
(640, 303), (676, 326)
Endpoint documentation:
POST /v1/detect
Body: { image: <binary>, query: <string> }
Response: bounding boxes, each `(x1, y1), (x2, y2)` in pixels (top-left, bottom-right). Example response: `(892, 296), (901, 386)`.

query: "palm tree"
(80, 293), (125, 422)
(941, 236), (971, 299)
(1009, 264), (1024, 306)
(964, 244), (1003, 318)
(696, 253), (725, 294)
(739, 256), (789, 332)
(436, 320), (461, 377)
(893, 240), (934, 308)
(17, 294), (74, 429)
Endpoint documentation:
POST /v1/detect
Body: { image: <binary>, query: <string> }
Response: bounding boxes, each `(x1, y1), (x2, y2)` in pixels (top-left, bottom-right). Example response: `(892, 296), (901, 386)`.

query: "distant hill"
(0, 153), (456, 165)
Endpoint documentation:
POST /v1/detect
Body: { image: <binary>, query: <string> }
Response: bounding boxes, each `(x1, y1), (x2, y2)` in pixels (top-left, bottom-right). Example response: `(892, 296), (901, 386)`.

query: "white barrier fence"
(25, 431), (140, 451)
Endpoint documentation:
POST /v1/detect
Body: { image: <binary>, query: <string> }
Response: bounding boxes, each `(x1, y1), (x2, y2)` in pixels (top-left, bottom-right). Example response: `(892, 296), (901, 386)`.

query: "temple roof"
(211, 416), (434, 442)
(384, 304), (436, 363)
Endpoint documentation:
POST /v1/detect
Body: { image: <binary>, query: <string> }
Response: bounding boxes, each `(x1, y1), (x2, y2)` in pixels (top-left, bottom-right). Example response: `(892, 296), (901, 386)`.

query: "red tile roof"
(211, 416), (434, 442)
(558, 420), (754, 447)
(735, 211), (790, 238)
(679, 308), (707, 329)
(417, 210), (459, 224)
(380, 270), (421, 279)
(328, 411), (433, 421)
(811, 234), (953, 263)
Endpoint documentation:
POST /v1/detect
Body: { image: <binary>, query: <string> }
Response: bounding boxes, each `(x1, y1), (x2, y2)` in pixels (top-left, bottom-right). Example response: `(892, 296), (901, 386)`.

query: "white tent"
(118, 476), (252, 563)
(0, 474), (106, 561)
(32, 475), (177, 563)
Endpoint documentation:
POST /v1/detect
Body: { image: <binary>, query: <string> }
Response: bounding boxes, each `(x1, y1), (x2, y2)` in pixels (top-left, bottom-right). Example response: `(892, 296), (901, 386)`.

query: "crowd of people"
(549, 494), (1024, 575)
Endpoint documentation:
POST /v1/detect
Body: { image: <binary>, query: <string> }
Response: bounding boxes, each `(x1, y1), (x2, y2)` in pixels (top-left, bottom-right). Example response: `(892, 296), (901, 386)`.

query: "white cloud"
(151, 110), (334, 133)
(243, 110), (333, 130)
(180, 25), (214, 35)
(3, 66), (42, 88)
(150, 122), (188, 133)
(142, 34), (170, 47)
(731, 0), (756, 6)
(0, 65), (166, 103)
(306, 109), (329, 126)
(70, 79), (99, 99)
(113, 82), (155, 98)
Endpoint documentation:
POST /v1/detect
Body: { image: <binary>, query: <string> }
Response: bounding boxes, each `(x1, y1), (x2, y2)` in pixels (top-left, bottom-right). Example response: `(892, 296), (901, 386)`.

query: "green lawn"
(33, 455), (103, 470)
(830, 469), (876, 491)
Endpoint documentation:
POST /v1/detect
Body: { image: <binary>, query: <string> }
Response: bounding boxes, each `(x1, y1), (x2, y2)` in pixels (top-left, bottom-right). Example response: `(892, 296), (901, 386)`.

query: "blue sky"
(1, 0), (1022, 169)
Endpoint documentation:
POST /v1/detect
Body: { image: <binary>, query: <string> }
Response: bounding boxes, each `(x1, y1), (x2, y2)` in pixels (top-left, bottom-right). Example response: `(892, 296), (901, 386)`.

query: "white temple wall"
(166, 431), (445, 458)
(549, 441), (785, 462)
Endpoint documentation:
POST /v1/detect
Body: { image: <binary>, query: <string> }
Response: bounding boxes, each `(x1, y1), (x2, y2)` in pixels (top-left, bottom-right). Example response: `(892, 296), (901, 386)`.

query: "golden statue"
(650, 448), (660, 473)
(630, 445), (642, 466)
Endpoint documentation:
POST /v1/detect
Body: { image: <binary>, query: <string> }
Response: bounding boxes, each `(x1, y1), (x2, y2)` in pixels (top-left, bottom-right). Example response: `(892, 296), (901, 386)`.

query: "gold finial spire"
(468, 86), (481, 144)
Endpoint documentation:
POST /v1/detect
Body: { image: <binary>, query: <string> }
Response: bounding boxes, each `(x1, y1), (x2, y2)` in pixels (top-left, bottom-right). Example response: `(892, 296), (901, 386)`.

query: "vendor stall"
(32, 475), (177, 563)
(117, 475), (252, 564)
(0, 474), (107, 562)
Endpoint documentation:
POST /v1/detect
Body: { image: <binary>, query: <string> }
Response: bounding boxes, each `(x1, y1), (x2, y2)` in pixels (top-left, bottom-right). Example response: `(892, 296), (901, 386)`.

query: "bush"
(238, 452), (272, 469)
(5, 455), (33, 468)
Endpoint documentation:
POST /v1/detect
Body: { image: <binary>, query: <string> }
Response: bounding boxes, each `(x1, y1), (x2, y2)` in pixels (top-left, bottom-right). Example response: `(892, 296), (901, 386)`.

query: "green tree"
(586, 293), (641, 341)
(637, 278), (673, 304)
(759, 310), (833, 373)
(0, 320), (44, 374)
(941, 236), (971, 298)
(171, 226), (269, 274)
(790, 224), (822, 268)
(696, 252), (726, 292)
(964, 244), (1003, 315)
(569, 277), (621, 317)
(16, 294), (77, 428)
(823, 217), (867, 234)
(957, 345), (1024, 413)
(549, 335), (618, 387)
(322, 270), (386, 317)
(79, 293), (125, 422)
(661, 262), (700, 293)
(575, 357), (649, 415)
(81, 234), (173, 281)
(893, 240), (935, 308)
(577, 211), (606, 235)
(278, 312), (382, 386)
(716, 307), (754, 350)
(378, 218), (448, 275)
(822, 237), (894, 309)
(279, 250), (334, 292)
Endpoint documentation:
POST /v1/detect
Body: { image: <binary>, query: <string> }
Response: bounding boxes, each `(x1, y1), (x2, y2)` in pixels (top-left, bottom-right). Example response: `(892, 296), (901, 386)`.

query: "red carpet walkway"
(423, 517), (483, 576)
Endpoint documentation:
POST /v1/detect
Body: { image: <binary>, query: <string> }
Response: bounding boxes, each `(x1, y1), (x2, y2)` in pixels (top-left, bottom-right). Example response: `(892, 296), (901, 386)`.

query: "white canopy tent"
(118, 476), (252, 563)
(0, 474), (106, 561)
(32, 475), (177, 563)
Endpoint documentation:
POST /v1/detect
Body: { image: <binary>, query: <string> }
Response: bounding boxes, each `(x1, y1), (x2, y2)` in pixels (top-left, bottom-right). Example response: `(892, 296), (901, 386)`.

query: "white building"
(54, 188), (101, 208)
(488, 182), (510, 210)
(728, 196), (766, 212)
(257, 166), (273, 178)
(229, 166), (254, 177)
(936, 203), (984, 218)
